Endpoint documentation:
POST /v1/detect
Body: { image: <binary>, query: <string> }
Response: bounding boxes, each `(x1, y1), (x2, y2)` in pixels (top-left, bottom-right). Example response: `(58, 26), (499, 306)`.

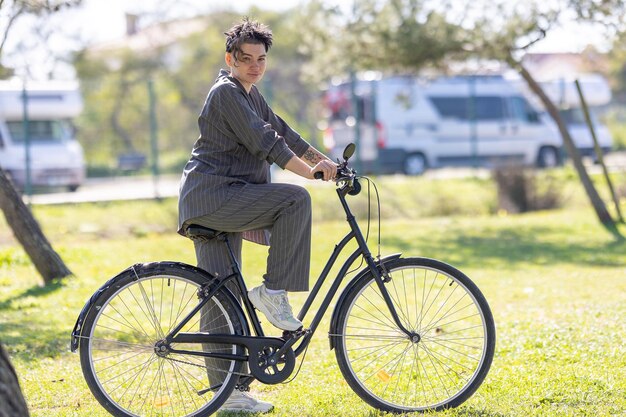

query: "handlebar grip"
(313, 171), (324, 180)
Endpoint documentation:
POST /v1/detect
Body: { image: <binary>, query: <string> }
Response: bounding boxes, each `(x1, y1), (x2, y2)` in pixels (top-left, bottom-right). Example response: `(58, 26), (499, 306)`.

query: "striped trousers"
(186, 182), (311, 386)
(186, 182), (312, 293)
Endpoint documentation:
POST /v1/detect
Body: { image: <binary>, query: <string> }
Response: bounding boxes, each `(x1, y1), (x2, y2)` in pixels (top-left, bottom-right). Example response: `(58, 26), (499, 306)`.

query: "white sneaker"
(248, 285), (303, 331)
(219, 390), (274, 413)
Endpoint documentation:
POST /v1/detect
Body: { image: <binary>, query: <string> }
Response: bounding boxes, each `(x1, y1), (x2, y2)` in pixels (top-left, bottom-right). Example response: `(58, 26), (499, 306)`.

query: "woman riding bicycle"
(177, 17), (337, 413)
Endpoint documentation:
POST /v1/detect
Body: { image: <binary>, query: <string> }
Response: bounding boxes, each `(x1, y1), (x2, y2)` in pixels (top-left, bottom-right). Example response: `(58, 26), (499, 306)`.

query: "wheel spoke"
(81, 270), (244, 417)
(337, 260), (494, 412)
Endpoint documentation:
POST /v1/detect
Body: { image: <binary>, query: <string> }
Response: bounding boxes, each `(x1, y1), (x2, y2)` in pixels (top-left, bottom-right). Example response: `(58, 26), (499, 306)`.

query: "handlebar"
(313, 164), (354, 181)
(313, 163), (360, 195)
(311, 143), (360, 194)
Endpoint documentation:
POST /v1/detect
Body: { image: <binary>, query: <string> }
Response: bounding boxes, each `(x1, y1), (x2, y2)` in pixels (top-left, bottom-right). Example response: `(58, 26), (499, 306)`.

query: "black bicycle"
(71, 144), (495, 417)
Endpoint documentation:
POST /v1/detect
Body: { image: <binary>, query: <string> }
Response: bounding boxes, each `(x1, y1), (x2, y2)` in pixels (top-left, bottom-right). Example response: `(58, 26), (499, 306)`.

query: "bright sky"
(62, 0), (309, 44)
(0, 0), (612, 81)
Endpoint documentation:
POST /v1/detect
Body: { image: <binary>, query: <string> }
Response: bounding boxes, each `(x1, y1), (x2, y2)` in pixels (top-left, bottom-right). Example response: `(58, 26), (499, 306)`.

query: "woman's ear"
(225, 52), (232, 67)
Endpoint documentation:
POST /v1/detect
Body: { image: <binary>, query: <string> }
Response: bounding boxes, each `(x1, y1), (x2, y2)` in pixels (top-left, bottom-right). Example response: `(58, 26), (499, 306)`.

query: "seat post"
(218, 233), (265, 337)
(219, 233), (242, 277)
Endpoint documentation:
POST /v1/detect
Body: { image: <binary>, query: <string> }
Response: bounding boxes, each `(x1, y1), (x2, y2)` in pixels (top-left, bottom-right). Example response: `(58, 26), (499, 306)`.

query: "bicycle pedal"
(282, 328), (309, 339)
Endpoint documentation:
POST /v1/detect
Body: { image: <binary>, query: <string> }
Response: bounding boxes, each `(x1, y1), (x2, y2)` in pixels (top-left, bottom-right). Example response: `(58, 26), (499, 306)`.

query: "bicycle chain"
(162, 355), (250, 378)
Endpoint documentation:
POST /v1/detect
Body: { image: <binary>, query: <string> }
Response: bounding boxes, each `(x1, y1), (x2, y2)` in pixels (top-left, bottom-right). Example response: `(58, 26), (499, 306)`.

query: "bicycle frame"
(163, 178), (415, 364)
(71, 144), (495, 415)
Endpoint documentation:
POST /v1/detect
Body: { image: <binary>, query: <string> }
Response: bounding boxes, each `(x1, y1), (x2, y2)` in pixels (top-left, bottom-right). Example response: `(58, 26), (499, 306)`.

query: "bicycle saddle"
(184, 224), (226, 242)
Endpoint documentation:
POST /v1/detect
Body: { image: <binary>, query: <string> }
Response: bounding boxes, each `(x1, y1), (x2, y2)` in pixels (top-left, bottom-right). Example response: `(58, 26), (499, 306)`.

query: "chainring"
(248, 340), (296, 384)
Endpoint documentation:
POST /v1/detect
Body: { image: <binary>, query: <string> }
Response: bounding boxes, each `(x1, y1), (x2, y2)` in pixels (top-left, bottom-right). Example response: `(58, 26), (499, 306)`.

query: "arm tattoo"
(303, 148), (324, 165)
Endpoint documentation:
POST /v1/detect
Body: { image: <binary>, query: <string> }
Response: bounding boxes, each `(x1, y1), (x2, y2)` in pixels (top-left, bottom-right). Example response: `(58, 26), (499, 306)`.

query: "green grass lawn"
(0, 181), (625, 416)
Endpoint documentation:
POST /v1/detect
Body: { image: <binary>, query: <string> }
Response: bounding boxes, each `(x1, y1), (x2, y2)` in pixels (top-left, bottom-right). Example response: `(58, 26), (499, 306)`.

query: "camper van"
(323, 74), (612, 175)
(0, 80), (86, 191)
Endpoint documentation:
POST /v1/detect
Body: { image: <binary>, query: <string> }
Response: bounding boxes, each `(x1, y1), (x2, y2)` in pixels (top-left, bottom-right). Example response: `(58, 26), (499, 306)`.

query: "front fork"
(339, 182), (417, 340)
(366, 255), (418, 339)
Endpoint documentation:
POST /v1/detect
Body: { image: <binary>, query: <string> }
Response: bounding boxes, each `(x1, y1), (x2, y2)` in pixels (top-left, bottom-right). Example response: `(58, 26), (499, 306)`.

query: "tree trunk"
(509, 57), (623, 240)
(0, 342), (30, 417)
(0, 169), (73, 283)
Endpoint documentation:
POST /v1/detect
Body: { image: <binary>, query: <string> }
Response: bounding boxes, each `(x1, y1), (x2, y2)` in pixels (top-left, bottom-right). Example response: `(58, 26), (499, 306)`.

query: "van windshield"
(6, 120), (72, 144)
(428, 96), (504, 121)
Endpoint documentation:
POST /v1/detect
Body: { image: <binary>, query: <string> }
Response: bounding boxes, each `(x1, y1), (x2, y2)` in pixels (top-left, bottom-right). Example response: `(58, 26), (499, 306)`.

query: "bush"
(308, 175), (497, 222)
(493, 166), (565, 213)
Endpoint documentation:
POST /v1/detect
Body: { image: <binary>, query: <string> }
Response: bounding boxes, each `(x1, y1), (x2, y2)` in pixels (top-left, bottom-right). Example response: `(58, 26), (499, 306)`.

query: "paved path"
(27, 170), (308, 205)
(26, 152), (626, 205)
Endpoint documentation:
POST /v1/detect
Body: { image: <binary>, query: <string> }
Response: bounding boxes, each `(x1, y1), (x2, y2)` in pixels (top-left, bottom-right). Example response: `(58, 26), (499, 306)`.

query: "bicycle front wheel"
(78, 263), (246, 417)
(334, 257), (495, 413)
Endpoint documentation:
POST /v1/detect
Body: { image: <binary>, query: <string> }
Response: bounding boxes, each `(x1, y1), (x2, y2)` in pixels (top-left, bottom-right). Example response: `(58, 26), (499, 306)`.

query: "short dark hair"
(224, 18), (273, 60)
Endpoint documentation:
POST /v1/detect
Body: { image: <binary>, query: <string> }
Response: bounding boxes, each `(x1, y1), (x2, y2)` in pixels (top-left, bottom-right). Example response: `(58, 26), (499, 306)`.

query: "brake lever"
(334, 164), (356, 187)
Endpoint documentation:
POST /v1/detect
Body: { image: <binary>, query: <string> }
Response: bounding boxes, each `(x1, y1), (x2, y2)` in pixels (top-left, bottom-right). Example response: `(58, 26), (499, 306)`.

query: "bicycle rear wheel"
(78, 263), (246, 417)
(334, 257), (495, 413)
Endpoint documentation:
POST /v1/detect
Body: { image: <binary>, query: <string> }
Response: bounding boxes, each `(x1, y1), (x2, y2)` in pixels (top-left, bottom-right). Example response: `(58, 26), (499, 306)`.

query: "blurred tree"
(159, 12), (237, 158)
(0, 169), (72, 281)
(302, 0), (625, 238)
(292, 1), (348, 84)
(0, 0), (76, 283)
(74, 47), (164, 166)
(471, 0), (625, 237)
(0, 0), (83, 79)
(0, 341), (29, 416)
(569, 0), (626, 98)
(73, 8), (323, 172)
(607, 32), (626, 102)
(297, 0), (468, 81)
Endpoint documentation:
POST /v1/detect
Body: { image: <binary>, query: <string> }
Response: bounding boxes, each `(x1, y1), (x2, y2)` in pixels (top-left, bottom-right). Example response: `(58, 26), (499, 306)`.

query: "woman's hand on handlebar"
(310, 159), (337, 181)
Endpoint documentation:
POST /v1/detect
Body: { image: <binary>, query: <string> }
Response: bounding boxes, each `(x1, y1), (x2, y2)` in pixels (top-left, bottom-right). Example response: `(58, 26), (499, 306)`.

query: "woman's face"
(225, 42), (267, 92)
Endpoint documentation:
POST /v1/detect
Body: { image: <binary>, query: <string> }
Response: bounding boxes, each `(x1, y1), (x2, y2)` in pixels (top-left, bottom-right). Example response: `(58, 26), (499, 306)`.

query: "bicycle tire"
(334, 257), (495, 413)
(79, 262), (246, 417)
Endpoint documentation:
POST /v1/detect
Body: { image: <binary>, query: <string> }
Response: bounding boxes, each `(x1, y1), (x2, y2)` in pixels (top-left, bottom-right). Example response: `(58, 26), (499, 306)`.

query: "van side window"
(510, 96), (540, 123)
(474, 97), (504, 120)
(559, 108), (587, 124)
(5, 120), (68, 143)
(429, 97), (467, 119)
(429, 96), (504, 121)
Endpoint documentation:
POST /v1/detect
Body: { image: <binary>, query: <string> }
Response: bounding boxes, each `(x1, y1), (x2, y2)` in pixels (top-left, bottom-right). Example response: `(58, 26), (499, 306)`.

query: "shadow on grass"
(0, 280), (69, 361)
(0, 279), (65, 311)
(382, 225), (626, 269)
(0, 322), (69, 362)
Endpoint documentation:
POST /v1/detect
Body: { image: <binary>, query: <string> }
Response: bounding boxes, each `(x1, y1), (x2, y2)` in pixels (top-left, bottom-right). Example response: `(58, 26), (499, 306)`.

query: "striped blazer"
(178, 69), (310, 243)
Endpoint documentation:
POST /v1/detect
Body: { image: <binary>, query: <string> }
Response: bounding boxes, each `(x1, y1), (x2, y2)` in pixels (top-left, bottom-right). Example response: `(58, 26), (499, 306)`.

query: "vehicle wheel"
(403, 153), (427, 175)
(68, 184), (79, 192)
(537, 146), (560, 168)
(334, 257), (495, 413)
(79, 263), (245, 417)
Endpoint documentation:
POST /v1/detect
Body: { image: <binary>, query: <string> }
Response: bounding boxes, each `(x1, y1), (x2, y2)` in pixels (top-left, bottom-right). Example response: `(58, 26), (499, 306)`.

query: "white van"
(323, 75), (610, 175)
(0, 80), (85, 191)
